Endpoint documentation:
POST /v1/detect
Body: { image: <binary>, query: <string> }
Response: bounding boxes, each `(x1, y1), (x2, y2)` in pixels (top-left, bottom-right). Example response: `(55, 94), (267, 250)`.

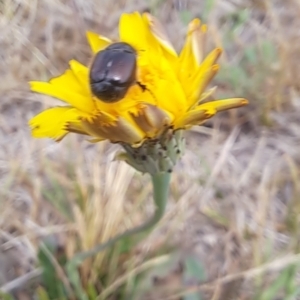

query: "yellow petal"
(174, 106), (216, 128)
(119, 12), (147, 51)
(189, 19), (207, 65)
(29, 107), (82, 141)
(88, 138), (106, 143)
(174, 98), (248, 128)
(151, 68), (187, 116)
(179, 19), (199, 76)
(143, 12), (178, 62)
(66, 121), (89, 135)
(198, 98), (248, 112)
(187, 64), (219, 107)
(30, 61), (95, 113)
(82, 115), (145, 144)
(86, 31), (111, 53)
(178, 19), (207, 82)
(130, 103), (172, 137)
(69, 60), (90, 96)
(93, 84), (154, 117)
(198, 86), (217, 103)
(196, 47), (222, 76)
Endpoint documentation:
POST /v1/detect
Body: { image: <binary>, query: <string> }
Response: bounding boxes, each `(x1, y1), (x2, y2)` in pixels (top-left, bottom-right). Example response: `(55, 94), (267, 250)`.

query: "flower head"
(29, 12), (248, 173)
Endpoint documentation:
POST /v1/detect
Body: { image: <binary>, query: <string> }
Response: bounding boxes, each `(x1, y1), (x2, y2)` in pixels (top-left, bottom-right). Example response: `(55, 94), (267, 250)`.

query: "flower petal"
(187, 64), (220, 107)
(30, 61), (95, 113)
(198, 86), (217, 103)
(173, 106), (215, 128)
(130, 103), (172, 137)
(66, 121), (89, 135)
(86, 31), (111, 53)
(69, 60), (90, 96)
(119, 12), (148, 51)
(178, 19), (208, 85)
(174, 98), (248, 128)
(29, 107), (82, 141)
(151, 68), (187, 116)
(198, 98), (249, 112)
(189, 19), (207, 65)
(82, 115), (145, 144)
(143, 13), (178, 59)
(198, 47), (222, 71)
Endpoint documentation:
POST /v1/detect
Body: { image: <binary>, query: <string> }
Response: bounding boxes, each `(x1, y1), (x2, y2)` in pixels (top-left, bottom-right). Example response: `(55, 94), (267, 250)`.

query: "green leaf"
(183, 255), (206, 282)
(202, 0), (216, 22)
(36, 287), (51, 300)
(180, 10), (192, 25)
(259, 265), (298, 300)
(66, 261), (89, 300)
(244, 46), (257, 65)
(183, 292), (203, 300)
(38, 243), (66, 299)
(261, 41), (277, 64)
(182, 256), (205, 300)
(87, 282), (98, 299)
(42, 178), (72, 220)
(0, 292), (15, 300)
(231, 9), (250, 32)
(285, 286), (300, 300)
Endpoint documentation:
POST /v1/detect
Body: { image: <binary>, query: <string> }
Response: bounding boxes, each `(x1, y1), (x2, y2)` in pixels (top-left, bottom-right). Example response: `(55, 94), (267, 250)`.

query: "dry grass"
(1, 0), (300, 299)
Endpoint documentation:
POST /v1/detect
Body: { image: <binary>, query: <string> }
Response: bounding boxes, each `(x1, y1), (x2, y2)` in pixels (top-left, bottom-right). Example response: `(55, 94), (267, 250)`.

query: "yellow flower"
(29, 12), (248, 147)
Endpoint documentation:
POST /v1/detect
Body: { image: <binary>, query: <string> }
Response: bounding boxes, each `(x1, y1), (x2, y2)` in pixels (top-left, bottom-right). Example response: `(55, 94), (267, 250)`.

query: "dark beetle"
(89, 42), (137, 102)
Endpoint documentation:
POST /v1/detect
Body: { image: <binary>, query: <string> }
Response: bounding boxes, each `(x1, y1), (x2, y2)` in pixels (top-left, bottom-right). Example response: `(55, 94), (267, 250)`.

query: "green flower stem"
(66, 172), (171, 297)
